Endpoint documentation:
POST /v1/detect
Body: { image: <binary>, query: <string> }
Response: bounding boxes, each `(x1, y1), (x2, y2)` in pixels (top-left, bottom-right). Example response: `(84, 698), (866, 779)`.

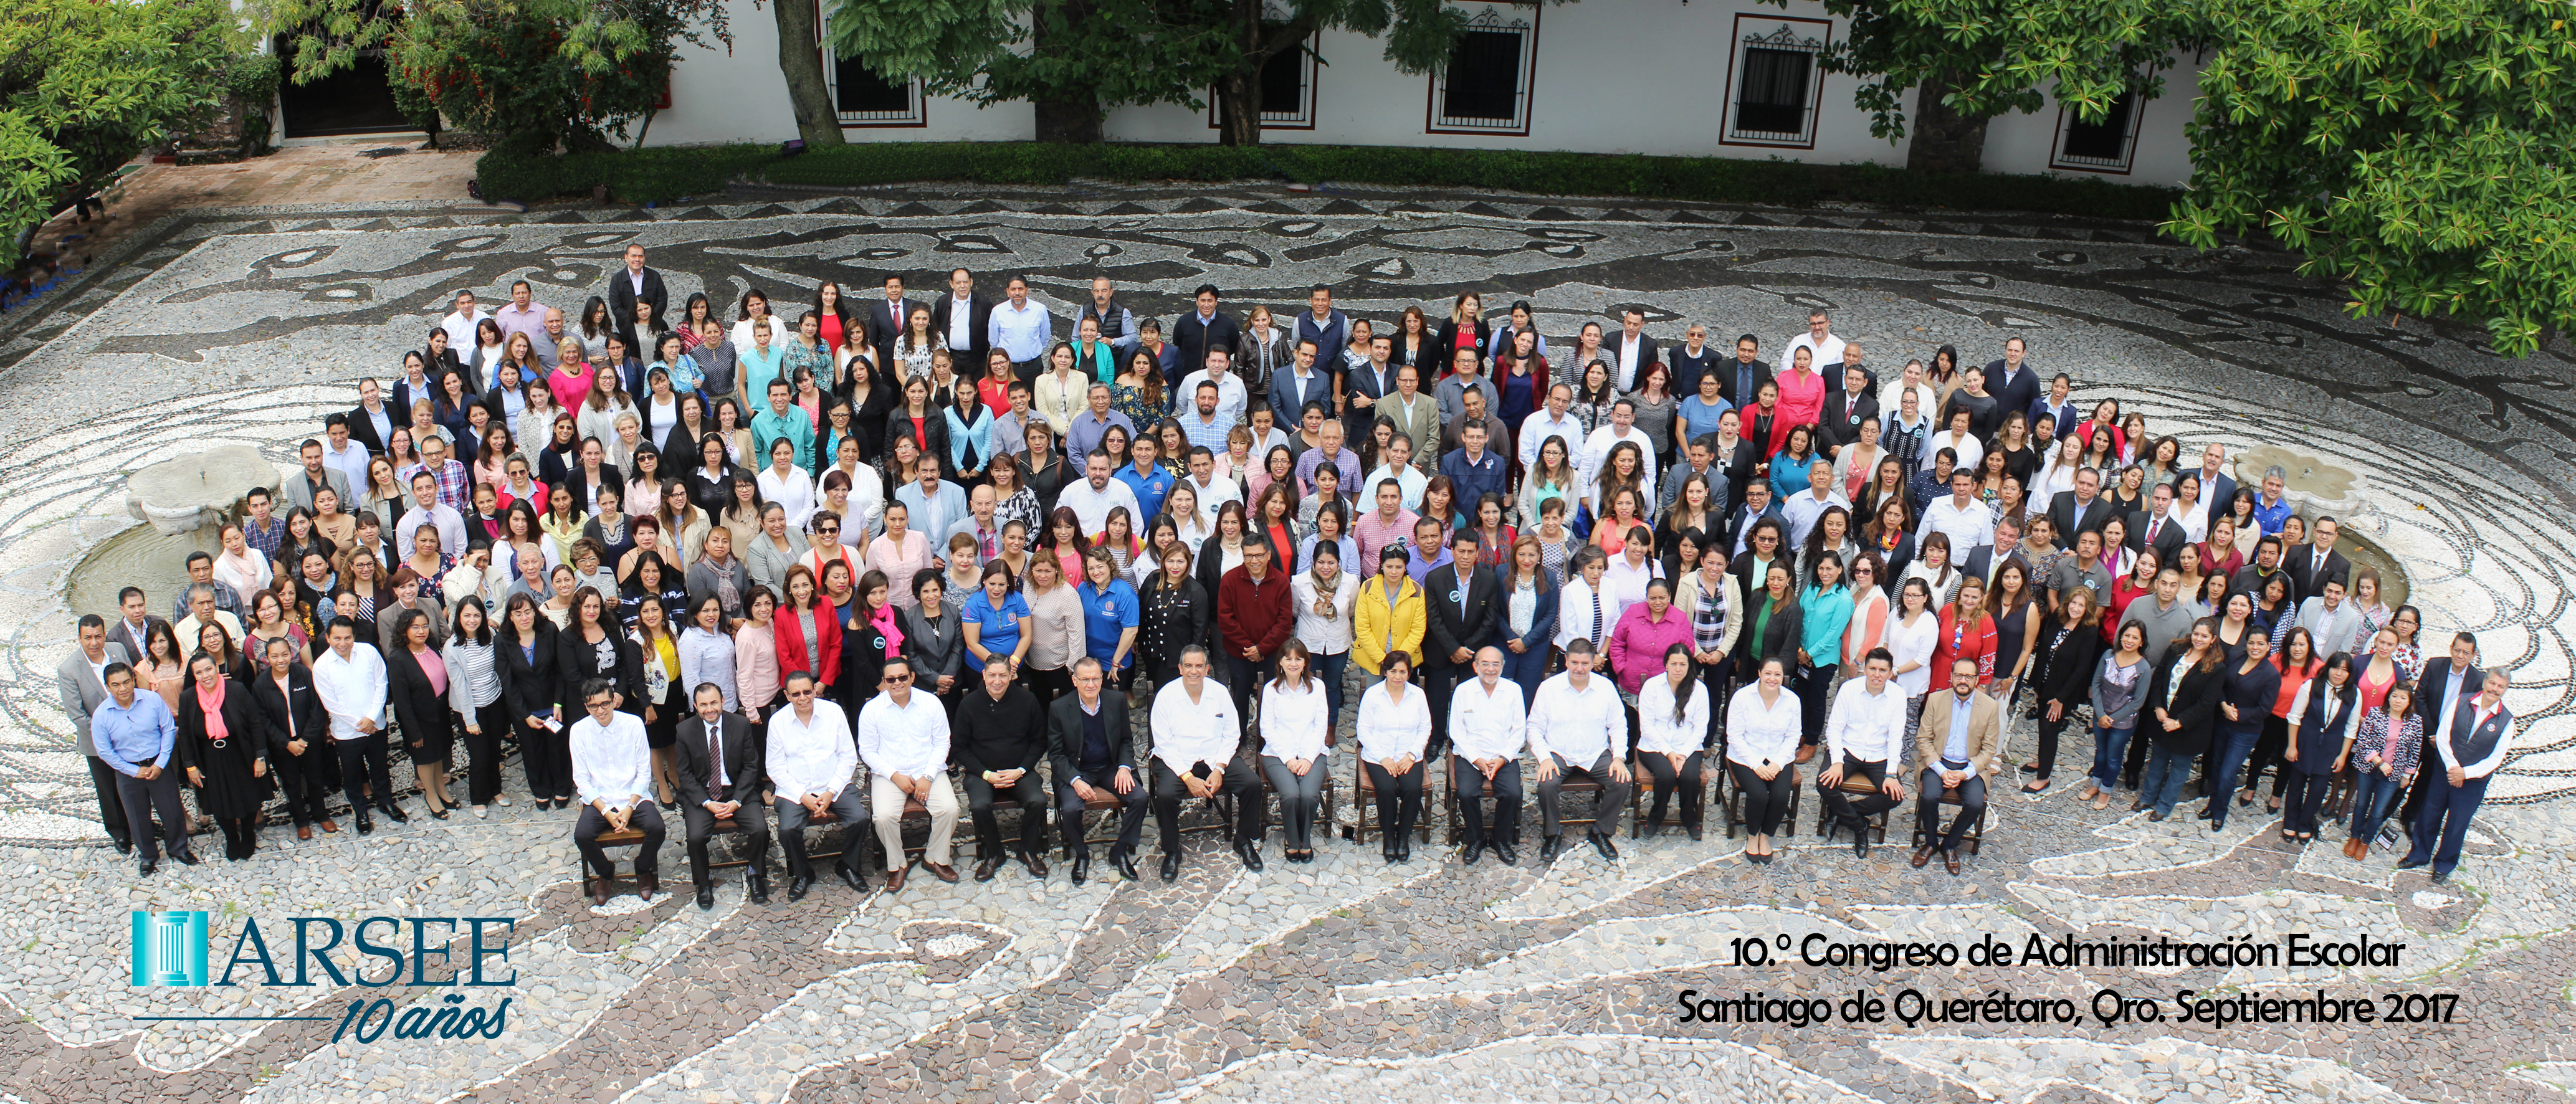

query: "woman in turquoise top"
(1795, 550), (1854, 749)
(959, 562), (1033, 673)
(649, 333), (704, 396)
(1074, 316), (1121, 383)
(1767, 424), (1827, 503)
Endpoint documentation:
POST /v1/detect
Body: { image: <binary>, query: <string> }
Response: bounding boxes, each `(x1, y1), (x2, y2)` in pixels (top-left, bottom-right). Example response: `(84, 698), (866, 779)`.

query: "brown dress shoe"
(927, 862), (960, 883)
(973, 857), (1002, 882)
(636, 877), (658, 902)
(1910, 844), (1936, 869)
(1022, 850), (1049, 878)
(590, 882), (613, 907)
(295, 825), (313, 841)
(883, 867), (906, 893)
(1795, 745), (1816, 763)
(319, 819), (338, 834)
(1944, 852), (1962, 875)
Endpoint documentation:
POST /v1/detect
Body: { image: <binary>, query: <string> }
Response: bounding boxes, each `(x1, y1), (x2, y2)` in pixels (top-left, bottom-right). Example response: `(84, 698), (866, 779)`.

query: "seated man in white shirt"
(569, 678), (665, 906)
(1448, 647), (1526, 865)
(1816, 648), (1909, 857)
(858, 656), (961, 890)
(1527, 640), (1634, 861)
(763, 670), (873, 901)
(1147, 644), (1266, 880)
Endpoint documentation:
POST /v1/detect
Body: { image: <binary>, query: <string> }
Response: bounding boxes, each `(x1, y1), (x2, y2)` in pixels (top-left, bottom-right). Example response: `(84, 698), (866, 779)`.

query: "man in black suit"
(1823, 336), (1880, 393)
(606, 244), (668, 332)
(107, 588), (165, 671)
(2046, 467), (2115, 541)
(865, 273), (918, 371)
(1983, 336), (2042, 427)
(1818, 363), (1881, 460)
(2189, 442), (2238, 531)
(1170, 284), (1240, 393)
(1046, 657), (1150, 883)
(954, 658), (1050, 882)
(927, 267), (995, 366)
(1716, 333), (1772, 409)
(1422, 529), (1502, 754)
(248, 635), (339, 839)
(2397, 632), (2481, 832)
(1610, 308), (1661, 391)
(2284, 515), (2353, 599)
(675, 682), (770, 908)
(2130, 482), (2188, 564)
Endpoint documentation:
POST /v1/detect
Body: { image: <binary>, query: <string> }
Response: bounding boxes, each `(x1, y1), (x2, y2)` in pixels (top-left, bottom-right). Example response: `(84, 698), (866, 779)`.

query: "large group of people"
(55, 247), (2519, 898)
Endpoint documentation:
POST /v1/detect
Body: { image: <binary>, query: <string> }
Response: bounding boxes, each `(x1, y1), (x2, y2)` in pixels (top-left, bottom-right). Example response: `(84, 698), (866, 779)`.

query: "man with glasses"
(859, 657), (961, 890)
(764, 670), (872, 901)
(571, 678), (664, 906)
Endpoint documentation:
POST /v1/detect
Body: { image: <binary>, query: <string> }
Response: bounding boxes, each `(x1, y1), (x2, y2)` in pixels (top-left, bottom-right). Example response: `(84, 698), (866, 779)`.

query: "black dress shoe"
(1538, 835), (1563, 862)
(1461, 841), (1484, 865)
(747, 875), (770, 905)
(1495, 840), (1519, 865)
(1115, 851), (1142, 881)
(138, 858), (156, 877)
(1236, 842), (1263, 872)
(2394, 856), (2428, 872)
(1851, 826), (1870, 858)
(1071, 852), (1092, 884)
(696, 883), (716, 910)
(356, 813), (374, 835)
(1396, 839), (1412, 862)
(114, 839), (133, 855)
(1159, 853), (1181, 882)
(973, 857), (1003, 882)
(1589, 832), (1618, 860)
(787, 875), (814, 902)
(376, 802), (408, 824)
(835, 862), (869, 893)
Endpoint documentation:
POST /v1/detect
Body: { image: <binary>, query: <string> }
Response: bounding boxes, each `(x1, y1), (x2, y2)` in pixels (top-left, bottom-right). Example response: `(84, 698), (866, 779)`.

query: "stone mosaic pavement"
(0, 183), (2569, 1102)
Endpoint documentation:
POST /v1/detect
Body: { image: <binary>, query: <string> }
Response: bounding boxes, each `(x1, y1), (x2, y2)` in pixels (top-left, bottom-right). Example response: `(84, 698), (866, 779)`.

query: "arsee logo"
(132, 910), (209, 987)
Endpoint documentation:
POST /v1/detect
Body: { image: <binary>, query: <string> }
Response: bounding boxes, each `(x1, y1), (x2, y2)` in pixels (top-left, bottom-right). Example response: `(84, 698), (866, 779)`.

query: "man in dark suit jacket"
(2129, 483), (2188, 563)
(2284, 516), (2353, 599)
(927, 267), (996, 365)
(105, 590), (165, 675)
(2397, 633), (2482, 830)
(247, 636), (338, 839)
(606, 244), (669, 332)
(1983, 338), (2042, 428)
(1610, 308), (1660, 391)
(864, 274), (918, 371)
(2046, 470), (2115, 541)
(1422, 529), (1502, 751)
(1715, 335), (1773, 409)
(1818, 363), (1882, 459)
(2188, 443), (2238, 530)
(674, 683), (770, 908)
(1046, 659), (1150, 882)
(57, 617), (136, 851)
(1170, 284), (1241, 393)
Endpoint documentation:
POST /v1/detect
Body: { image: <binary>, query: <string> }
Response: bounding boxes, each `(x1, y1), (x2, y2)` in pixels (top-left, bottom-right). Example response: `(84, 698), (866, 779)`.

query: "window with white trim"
(1208, 25), (1320, 130)
(1425, 4), (1538, 136)
(2049, 89), (2143, 174)
(1720, 16), (1829, 149)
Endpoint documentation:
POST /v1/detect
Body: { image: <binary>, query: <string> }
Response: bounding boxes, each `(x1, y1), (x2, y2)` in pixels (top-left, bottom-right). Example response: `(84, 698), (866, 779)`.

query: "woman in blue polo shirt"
(1077, 548), (1141, 683)
(960, 562), (1031, 673)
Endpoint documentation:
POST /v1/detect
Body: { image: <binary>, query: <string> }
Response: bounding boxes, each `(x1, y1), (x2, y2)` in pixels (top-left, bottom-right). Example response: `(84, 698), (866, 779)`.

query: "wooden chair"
(1907, 784), (1987, 856)
(1348, 757), (1433, 846)
(576, 823), (657, 899)
(1628, 752), (1716, 839)
(1815, 773), (1891, 845)
(1444, 757), (1522, 846)
(1719, 763), (1802, 839)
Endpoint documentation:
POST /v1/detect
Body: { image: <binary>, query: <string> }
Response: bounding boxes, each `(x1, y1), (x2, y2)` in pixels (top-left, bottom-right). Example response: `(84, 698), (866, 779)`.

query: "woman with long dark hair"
(443, 596), (505, 816)
(1635, 642), (1712, 838)
(2283, 653), (2359, 845)
(1257, 639), (1332, 864)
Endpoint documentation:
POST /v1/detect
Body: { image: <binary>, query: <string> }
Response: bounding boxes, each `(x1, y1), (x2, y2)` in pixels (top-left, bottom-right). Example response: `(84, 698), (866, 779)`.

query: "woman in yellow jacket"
(1353, 545), (1426, 678)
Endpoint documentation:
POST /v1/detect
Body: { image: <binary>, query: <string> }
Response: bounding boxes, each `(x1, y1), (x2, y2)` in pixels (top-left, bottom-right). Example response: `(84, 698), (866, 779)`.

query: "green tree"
(0, 0), (237, 270)
(828, 0), (1553, 146)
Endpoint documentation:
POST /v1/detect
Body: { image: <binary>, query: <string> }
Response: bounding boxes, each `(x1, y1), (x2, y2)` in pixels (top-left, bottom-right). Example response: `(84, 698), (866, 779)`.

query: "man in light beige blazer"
(1911, 657), (2000, 873)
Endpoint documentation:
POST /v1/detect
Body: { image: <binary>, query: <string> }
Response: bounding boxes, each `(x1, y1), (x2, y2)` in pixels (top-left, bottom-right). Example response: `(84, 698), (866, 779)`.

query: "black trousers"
(1057, 767), (1150, 857)
(2121, 715), (2152, 786)
(1151, 756), (1263, 853)
(2281, 769), (2334, 835)
(575, 801), (666, 882)
(272, 740), (335, 827)
(1423, 660), (1469, 753)
(1364, 758), (1426, 844)
(1451, 756), (1524, 846)
(1817, 754), (1899, 830)
(773, 783), (869, 878)
(457, 705), (505, 806)
(680, 799), (772, 885)
(962, 768), (1050, 857)
(1728, 759), (1795, 835)
(1639, 749), (1706, 829)
(1699, 655), (1734, 748)
(85, 755), (131, 845)
(521, 718), (575, 801)
(2242, 713), (2292, 796)
(2034, 705), (2075, 782)
(114, 770), (191, 862)
(1915, 765), (1987, 854)
(1224, 655), (1274, 725)
(336, 733), (391, 814)
(1797, 664), (1839, 746)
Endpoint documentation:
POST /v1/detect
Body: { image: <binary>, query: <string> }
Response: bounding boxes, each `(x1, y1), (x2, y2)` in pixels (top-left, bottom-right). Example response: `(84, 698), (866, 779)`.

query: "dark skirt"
(189, 734), (266, 819)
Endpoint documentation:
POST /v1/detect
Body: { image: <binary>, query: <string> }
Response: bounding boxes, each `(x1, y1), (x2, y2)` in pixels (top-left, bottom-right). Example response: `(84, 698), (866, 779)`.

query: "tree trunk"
(1906, 68), (1989, 174)
(771, 0), (847, 148)
(1213, 69), (1262, 146)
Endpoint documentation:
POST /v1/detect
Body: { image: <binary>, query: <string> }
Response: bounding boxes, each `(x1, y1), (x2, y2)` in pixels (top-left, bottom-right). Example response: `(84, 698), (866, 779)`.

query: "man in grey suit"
(279, 437), (354, 513)
(57, 614), (136, 852)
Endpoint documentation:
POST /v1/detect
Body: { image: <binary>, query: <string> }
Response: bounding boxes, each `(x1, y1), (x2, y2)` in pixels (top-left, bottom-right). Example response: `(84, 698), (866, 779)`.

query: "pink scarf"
(194, 679), (229, 745)
(868, 602), (905, 659)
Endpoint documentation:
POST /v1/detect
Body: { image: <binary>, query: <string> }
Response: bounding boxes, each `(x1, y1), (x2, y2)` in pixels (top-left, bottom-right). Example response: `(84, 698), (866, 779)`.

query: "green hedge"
(477, 140), (2181, 219)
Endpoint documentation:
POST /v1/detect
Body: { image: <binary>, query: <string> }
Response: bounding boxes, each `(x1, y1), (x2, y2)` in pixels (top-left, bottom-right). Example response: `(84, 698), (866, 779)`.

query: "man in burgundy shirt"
(1215, 540), (1296, 723)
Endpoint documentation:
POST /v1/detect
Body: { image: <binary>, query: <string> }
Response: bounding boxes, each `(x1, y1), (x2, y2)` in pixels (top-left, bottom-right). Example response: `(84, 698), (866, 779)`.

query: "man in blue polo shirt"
(1114, 433), (1175, 524)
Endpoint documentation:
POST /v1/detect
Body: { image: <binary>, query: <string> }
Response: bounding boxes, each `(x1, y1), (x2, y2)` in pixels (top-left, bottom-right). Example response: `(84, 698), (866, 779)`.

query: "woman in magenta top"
(1606, 579), (1692, 697)
(549, 338), (597, 413)
(1768, 345), (1826, 455)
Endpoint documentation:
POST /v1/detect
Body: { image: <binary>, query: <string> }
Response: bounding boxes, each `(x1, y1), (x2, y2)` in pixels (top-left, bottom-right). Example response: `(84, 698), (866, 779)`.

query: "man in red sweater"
(1216, 540), (1297, 723)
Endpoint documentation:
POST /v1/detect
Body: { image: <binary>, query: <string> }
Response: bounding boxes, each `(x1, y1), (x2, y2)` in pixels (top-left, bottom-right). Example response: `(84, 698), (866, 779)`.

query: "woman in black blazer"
(884, 375), (955, 480)
(1732, 559), (1805, 675)
(496, 593), (568, 809)
(2139, 617), (2226, 819)
(2025, 589), (2106, 793)
(561, 440), (626, 518)
(1431, 293), (1491, 373)
(556, 584), (642, 717)
(384, 607), (458, 819)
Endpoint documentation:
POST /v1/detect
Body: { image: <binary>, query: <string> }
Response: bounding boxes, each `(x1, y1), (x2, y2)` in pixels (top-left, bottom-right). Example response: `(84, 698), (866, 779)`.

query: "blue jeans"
(2200, 724), (2263, 823)
(2140, 743), (2195, 816)
(2349, 766), (2411, 844)
(1501, 639), (1551, 708)
(2088, 724), (2135, 792)
(1314, 649), (1350, 733)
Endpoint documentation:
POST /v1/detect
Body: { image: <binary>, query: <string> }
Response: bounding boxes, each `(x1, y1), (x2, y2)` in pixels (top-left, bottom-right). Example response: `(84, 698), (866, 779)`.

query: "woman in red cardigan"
(771, 564), (842, 693)
(1930, 573), (1998, 689)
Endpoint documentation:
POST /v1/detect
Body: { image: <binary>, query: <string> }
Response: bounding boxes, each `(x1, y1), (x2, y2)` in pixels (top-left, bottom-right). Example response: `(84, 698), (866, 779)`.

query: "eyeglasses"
(885, 673), (913, 683)
(786, 688), (814, 699)
(817, 526), (840, 535)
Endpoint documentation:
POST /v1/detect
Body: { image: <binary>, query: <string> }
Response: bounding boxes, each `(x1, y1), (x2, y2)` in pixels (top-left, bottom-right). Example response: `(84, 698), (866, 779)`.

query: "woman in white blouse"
(1725, 655), (1801, 864)
(1289, 543), (1358, 743)
(1257, 640), (1333, 864)
(1636, 643), (1712, 839)
(756, 437), (817, 528)
(1882, 578), (1941, 739)
(2032, 435), (2084, 502)
(213, 523), (273, 598)
(1355, 650), (1432, 862)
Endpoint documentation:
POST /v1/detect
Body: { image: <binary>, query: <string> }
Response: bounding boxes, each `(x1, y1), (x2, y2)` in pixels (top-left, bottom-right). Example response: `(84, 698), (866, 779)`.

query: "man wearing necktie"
(676, 683), (771, 909)
(2129, 483), (2186, 564)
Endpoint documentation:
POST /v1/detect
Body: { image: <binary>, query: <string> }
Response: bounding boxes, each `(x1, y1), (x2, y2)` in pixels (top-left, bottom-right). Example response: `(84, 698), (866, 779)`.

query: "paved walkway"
(22, 143), (479, 268)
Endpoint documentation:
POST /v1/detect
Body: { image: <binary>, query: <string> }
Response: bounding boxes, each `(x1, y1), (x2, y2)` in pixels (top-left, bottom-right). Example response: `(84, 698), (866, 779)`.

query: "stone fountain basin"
(123, 445), (275, 537)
